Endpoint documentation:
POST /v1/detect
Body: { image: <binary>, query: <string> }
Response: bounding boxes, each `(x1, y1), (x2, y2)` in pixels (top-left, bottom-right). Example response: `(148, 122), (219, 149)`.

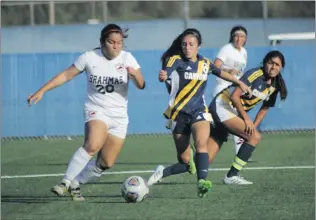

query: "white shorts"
(211, 95), (238, 122)
(212, 83), (231, 97)
(84, 109), (128, 139)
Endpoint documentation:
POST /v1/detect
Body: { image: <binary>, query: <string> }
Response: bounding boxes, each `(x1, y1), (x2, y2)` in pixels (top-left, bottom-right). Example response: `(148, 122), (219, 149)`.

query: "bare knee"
(83, 141), (103, 156)
(195, 138), (208, 152)
(248, 130), (261, 146)
(97, 157), (115, 169)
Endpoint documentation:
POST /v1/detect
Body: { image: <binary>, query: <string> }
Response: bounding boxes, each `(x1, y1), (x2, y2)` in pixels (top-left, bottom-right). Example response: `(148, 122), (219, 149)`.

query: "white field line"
(1, 165), (314, 179)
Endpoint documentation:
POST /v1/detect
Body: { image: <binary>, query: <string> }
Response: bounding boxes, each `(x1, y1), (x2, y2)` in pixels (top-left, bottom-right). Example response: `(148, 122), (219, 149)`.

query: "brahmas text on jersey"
(74, 49), (140, 117)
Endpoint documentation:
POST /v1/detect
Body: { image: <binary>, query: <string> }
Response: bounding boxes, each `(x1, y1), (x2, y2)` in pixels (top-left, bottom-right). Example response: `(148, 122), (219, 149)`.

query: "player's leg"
(69, 119), (127, 199)
(232, 135), (252, 162)
(232, 135), (243, 155)
(191, 120), (212, 198)
(51, 119), (107, 196)
(148, 132), (192, 186)
(222, 116), (261, 184)
(69, 134), (125, 201)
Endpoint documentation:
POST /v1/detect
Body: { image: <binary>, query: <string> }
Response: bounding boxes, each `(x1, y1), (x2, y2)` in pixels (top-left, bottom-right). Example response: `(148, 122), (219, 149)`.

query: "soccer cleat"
(188, 147), (196, 175)
(69, 187), (85, 201)
(51, 182), (68, 196)
(223, 175), (253, 185)
(197, 179), (212, 198)
(147, 165), (164, 186)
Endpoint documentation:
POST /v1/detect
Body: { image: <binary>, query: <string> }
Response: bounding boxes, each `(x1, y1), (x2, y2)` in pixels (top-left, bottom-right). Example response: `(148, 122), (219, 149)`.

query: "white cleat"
(223, 175), (253, 185)
(147, 165), (164, 186)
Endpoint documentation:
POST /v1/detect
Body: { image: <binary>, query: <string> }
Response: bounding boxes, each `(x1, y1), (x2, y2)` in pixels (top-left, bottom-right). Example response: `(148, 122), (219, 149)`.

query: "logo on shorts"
(115, 63), (125, 73)
(89, 111), (96, 117)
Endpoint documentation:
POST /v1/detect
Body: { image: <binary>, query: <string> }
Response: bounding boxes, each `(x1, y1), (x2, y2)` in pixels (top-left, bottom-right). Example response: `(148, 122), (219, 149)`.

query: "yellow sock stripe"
(248, 69), (263, 83)
(235, 157), (247, 166)
(232, 162), (242, 170)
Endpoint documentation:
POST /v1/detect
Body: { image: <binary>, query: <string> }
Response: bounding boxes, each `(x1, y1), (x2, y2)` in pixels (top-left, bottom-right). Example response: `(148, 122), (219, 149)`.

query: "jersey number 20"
(96, 85), (115, 94)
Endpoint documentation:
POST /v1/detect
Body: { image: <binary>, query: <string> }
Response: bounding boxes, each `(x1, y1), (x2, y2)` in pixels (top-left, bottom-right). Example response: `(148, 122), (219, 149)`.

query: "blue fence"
(2, 45), (315, 137)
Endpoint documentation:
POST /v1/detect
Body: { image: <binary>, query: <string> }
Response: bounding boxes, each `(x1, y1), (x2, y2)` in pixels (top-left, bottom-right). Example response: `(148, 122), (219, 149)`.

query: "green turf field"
(2, 133), (315, 220)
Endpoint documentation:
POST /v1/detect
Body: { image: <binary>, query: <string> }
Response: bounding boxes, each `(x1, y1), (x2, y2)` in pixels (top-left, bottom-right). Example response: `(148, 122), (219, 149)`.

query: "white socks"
(70, 159), (104, 189)
(62, 147), (92, 187)
(233, 135), (244, 155)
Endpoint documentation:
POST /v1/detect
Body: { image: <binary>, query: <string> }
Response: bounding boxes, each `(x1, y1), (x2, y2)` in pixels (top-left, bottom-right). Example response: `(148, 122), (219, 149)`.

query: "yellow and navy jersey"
(164, 54), (221, 121)
(220, 67), (278, 111)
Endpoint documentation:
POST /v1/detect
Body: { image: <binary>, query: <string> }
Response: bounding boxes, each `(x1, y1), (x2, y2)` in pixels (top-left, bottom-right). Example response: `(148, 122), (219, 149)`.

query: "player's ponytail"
(161, 28), (202, 68)
(161, 35), (183, 68)
(276, 73), (287, 100)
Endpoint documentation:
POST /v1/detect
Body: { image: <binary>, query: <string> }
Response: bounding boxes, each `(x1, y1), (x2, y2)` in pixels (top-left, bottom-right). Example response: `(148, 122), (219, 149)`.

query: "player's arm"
(159, 57), (180, 82)
(253, 105), (270, 127)
(214, 58), (239, 75)
(209, 63), (252, 96)
(230, 86), (255, 135)
(253, 90), (278, 127)
(126, 53), (145, 90)
(127, 67), (145, 90)
(27, 65), (82, 106)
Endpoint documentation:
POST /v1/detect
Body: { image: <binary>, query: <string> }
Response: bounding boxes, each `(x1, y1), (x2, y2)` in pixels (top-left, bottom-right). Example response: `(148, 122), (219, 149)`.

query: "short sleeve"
(239, 68), (263, 87)
(263, 90), (278, 107)
(163, 56), (181, 77)
(73, 52), (88, 72)
(216, 44), (230, 63)
(126, 52), (141, 69)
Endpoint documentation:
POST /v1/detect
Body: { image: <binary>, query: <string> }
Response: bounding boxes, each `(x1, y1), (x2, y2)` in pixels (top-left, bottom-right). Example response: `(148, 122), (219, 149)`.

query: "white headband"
(233, 30), (247, 36)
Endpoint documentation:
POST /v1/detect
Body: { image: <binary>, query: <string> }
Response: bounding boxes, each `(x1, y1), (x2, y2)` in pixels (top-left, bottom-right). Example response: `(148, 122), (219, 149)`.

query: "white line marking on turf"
(1, 165), (314, 179)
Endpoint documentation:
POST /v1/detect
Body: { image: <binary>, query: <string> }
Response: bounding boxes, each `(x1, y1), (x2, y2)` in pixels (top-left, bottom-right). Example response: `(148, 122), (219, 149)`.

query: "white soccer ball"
(121, 176), (149, 203)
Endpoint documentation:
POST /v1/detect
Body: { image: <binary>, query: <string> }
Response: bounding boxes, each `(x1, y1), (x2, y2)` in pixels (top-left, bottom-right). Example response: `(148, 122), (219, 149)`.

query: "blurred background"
(1, 1), (315, 138)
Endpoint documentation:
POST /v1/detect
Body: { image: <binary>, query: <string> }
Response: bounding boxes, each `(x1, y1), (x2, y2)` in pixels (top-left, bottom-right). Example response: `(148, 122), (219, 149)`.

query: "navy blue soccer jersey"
(221, 67), (278, 111)
(163, 54), (221, 121)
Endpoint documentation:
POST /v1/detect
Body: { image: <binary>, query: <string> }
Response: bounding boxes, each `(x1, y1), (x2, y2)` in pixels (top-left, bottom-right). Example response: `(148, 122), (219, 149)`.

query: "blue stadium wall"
(2, 45), (315, 137)
(3, 19), (315, 53)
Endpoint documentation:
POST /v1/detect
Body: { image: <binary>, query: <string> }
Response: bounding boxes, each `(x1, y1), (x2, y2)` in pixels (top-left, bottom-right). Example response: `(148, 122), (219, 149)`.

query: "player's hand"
(159, 70), (168, 82)
(244, 119), (255, 136)
(238, 81), (252, 98)
(27, 91), (44, 107)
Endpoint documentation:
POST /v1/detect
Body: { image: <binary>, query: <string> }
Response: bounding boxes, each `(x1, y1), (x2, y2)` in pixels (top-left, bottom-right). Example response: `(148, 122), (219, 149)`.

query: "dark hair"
(99, 24), (128, 47)
(229, 25), (247, 45)
(161, 28), (202, 68)
(263, 50), (287, 100)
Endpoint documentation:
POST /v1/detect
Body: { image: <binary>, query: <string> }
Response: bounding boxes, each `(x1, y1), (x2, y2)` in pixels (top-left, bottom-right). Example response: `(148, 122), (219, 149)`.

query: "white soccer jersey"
(74, 49), (140, 118)
(213, 43), (247, 96)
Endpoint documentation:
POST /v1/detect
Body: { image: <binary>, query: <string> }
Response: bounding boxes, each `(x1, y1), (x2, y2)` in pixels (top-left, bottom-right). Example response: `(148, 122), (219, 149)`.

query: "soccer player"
(212, 26), (248, 157)
(27, 24), (145, 201)
(207, 50), (287, 184)
(147, 28), (252, 198)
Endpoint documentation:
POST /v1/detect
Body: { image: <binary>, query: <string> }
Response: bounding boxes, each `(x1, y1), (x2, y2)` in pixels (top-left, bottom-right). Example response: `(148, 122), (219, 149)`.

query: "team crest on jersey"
(115, 63), (125, 73)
